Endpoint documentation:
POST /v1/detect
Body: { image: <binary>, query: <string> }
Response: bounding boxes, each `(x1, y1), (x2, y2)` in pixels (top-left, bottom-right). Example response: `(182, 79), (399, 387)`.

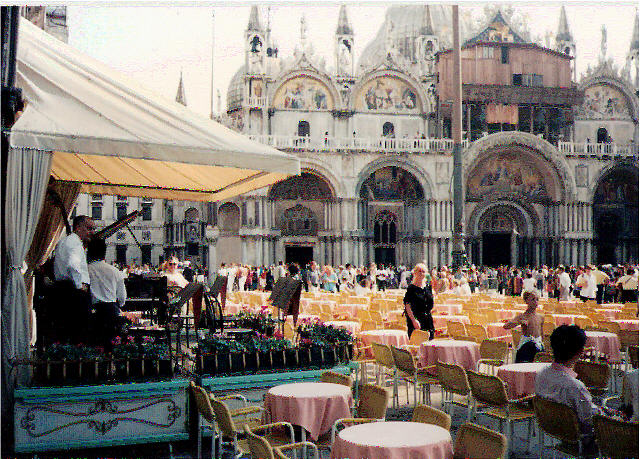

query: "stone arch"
(217, 202), (240, 232)
(268, 170), (336, 202)
(348, 68), (431, 114)
(184, 207), (200, 222)
(268, 69), (341, 111)
(355, 157), (434, 200)
(578, 75), (638, 123)
(467, 198), (541, 238)
(463, 131), (575, 201)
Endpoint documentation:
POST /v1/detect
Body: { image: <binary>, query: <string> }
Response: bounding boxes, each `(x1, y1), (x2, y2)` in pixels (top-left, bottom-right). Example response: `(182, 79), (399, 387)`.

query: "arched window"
(597, 127), (609, 143)
(374, 211), (398, 244)
(218, 202), (240, 232)
(298, 120), (310, 137)
(382, 122), (395, 138)
(184, 207), (200, 222)
(564, 46), (571, 55)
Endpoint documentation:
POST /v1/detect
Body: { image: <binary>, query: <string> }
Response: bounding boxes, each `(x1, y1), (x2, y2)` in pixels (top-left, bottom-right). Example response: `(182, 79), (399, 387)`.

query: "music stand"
(269, 277), (303, 335)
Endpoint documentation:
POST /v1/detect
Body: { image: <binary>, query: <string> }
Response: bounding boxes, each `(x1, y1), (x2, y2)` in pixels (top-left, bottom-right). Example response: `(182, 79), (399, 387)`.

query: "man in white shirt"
(576, 265), (597, 302)
(54, 215), (95, 290)
(51, 215), (95, 343)
(87, 238), (126, 347)
(558, 265), (572, 300)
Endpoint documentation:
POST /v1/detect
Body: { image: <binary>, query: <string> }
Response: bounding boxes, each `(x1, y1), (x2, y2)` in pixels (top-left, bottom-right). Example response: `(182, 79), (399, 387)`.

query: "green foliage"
(40, 343), (103, 361)
(297, 318), (354, 349)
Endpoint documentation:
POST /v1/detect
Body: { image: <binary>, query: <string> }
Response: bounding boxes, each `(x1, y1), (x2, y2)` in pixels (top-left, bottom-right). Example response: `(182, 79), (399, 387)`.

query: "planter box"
(14, 379), (190, 453)
(195, 343), (352, 377)
(31, 358), (173, 387)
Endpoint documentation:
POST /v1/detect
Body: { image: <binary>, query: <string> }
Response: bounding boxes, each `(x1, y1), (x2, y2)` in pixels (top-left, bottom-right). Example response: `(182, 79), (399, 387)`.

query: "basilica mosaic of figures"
(360, 166), (424, 201)
(356, 77), (420, 112)
(272, 77), (334, 110)
(594, 171), (639, 204)
(269, 172), (333, 201)
(577, 84), (632, 120)
(467, 154), (550, 202)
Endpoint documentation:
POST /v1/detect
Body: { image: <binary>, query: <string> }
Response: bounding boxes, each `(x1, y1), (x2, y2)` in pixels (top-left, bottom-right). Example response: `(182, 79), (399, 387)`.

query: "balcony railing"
(247, 96), (267, 107)
(246, 135), (469, 154)
(558, 142), (639, 159)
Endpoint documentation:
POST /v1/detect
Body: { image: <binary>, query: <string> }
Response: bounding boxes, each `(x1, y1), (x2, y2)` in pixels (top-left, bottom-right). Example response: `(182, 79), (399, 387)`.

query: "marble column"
(241, 237), (247, 264)
(510, 233), (517, 266)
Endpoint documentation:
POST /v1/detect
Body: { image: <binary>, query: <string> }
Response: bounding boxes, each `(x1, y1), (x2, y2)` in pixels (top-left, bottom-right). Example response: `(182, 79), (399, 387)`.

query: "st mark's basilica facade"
(68, 5), (639, 271)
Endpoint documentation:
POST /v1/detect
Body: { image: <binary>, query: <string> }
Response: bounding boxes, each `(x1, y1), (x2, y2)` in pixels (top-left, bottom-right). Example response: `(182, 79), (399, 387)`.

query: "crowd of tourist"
(112, 258), (639, 306)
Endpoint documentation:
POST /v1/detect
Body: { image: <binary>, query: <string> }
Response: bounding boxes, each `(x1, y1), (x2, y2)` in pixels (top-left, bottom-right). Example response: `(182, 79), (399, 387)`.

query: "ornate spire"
(555, 6), (572, 43)
(631, 10), (639, 52)
(247, 5), (262, 32)
(175, 70), (187, 106)
(420, 5), (434, 36)
(336, 4), (352, 35)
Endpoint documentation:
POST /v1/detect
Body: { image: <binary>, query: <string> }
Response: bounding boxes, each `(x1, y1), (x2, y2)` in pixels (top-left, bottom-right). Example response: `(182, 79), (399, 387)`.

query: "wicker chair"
(533, 351), (554, 363)
(447, 321), (467, 337)
(594, 414), (639, 458)
(244, 424), (319, 459)
(210, 397), (293, 458)
(618, 331), (639, 370)
(598, 320), (622, 334)
(466, 370), (536, 457)
(453, 422), (507, 459)
(370, 342), (398, 408)
(329, 383), (389, 443)
(574, 360), (610, 398)
(402, 329), (431, 355)
(467, 324), (488, 343)
(411, 403), (452, 430)
(542, 321), (555, 336)
(436, 361), (473, 421)
(510, 329), (523, 361)
(320, 370), (353, 388)
(477, 339), (509, 375)
(390, 346), (439, 407)
(629, 344), (639, 369)
(532, 395), (587, 458)
(574, 316), (594, 329)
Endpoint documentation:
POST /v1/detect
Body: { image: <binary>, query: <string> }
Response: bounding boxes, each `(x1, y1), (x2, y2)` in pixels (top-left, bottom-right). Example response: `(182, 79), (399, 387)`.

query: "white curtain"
(2, 147), (51, 404)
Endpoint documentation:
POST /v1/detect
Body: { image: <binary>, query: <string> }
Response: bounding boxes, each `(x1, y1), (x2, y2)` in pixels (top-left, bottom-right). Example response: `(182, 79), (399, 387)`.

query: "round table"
(386, 309), (405, 322)
(325, 321), (362, 335)
(585, 331), (622, 362)
(334, 303), (369, 317)
(497, 362), (551, 399)
(331, 421), (453, 459)
(486, 322), (512, 341)
(435, 303), (463, 315)
(613, 319), (639, 331)
(359, 329), (409, 347)
(595, 308), (621, 320)
(417, 339), (481, 370)
(264, 382), (352, 441)
(432, 315), (471, 330)
(551, 314), (588, 326)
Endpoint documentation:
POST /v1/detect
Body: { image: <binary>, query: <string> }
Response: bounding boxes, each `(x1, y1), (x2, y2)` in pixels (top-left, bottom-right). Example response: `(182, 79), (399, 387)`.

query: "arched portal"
(358, 165), (425, 266)
(474, 203), (532, 267)
(592, 167), (639, 264)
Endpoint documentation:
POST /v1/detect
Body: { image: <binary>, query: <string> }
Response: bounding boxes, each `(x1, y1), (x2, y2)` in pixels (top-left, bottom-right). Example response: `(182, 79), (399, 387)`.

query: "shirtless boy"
(503, 290), (545, 362)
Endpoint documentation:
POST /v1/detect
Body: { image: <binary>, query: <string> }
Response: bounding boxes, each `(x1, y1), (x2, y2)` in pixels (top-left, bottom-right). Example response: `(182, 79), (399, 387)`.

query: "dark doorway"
(382, 122), (395, 138)
(374, 247), (395, 266)
(297, 121), (310, 137)
(596, 213), (620, 264)
(285, 246), (313, 267)
(597, 127), (608, 143)
(482, 233), (511, 266)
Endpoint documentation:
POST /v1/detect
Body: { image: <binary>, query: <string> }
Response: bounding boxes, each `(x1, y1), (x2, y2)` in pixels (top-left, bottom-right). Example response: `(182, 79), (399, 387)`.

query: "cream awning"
(10, 18), (299, 201)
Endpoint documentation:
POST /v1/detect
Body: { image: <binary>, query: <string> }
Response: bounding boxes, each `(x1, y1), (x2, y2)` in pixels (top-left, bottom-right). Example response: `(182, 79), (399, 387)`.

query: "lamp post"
(451, 5), (467, 269)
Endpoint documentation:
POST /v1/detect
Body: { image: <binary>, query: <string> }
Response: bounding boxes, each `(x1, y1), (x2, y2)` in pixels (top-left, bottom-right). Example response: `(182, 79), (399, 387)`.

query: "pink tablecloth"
(435, 303), (463, 315)
(497, 362), (551, 399)
(417, 339), (481, 370)
(331, 421), (453, 459)
(585, 331), (622, 362)
(432, 315), (471, 330)
(334, 303), (369, 317)
(386, 309), (405, 322)
(595, 309), (621, 320)
(494, 310), (524, 321)
(325, 321), (362, 335)
(359, 330), (409, 348)
(551, 314), (588, 326)
(613, 319), (639, 331)
(264, 382), (352, 441)
(486, 322), (512, 341)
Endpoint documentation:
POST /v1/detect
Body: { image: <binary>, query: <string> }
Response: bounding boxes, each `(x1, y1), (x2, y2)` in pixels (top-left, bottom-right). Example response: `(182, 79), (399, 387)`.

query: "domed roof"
(227, 65), (246, 112)
(357, 5), (476, 72)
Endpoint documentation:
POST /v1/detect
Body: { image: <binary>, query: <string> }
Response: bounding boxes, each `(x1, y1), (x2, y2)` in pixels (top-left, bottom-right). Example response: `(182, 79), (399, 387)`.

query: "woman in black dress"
(403, 263), (435, 339)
